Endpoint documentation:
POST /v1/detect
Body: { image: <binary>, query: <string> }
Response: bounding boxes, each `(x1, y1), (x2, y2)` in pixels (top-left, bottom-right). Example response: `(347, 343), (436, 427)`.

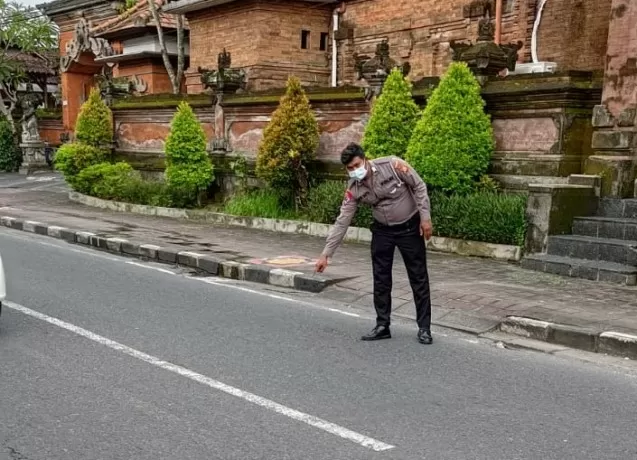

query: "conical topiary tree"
(362, 68), (419, 159)
(256, 76), (319, 209)
(164, 101), (214, 206)
(75, 87), (113, 148)
(405, 62), (494, 194)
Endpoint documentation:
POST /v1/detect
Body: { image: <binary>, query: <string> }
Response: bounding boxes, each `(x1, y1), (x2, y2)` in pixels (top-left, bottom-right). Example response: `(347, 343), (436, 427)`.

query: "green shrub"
(74, 162), (135, 197)
(406, 62), (494, 194)
(116, 177), (173, 207)
(430, 191), (527, 246)
(256, 76), (319, 209)
(361, 68), (419, 159)
(75, 88), (113, 148)
(75, 161), (173, 206)
(224, 189), (295, 219)
(0, 118), (21, 172)
(165, 101), (214, 206)
(305, 180), (373, 228)
(54, 142), (108, 188)
(475, 174), (500, 193)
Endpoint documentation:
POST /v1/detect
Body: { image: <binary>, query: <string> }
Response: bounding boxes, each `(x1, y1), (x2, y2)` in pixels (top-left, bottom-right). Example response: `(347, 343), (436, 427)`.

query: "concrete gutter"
(1, 216), (330, 293)
(500, 316), (637, 360)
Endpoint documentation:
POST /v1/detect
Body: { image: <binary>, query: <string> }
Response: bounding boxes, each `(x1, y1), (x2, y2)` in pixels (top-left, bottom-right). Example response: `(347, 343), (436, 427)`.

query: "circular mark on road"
(248, 255), (316, 267)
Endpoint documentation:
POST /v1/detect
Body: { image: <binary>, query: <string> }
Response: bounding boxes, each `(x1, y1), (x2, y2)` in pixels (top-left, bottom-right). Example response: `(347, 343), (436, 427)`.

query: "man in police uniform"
(315, 143), (434, 344)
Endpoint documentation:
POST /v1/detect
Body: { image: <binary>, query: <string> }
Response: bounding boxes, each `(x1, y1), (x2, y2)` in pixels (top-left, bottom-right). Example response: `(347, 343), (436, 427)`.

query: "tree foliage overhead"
(256, 76), (319, 210)
(361, 68), (419, 159)
(0, 0), (57, 130)
(405, 62), (494, 194)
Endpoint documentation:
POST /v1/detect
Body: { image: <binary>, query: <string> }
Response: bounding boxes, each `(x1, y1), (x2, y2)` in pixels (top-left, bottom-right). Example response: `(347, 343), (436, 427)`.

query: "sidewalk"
(2, 178), (637, 355)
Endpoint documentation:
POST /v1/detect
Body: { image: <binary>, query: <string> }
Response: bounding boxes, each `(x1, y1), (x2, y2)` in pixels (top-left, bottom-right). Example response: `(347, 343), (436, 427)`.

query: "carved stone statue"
(355, 41), (410, 101)
(477, 12), (496, 42)
(20, 84), (42, 143)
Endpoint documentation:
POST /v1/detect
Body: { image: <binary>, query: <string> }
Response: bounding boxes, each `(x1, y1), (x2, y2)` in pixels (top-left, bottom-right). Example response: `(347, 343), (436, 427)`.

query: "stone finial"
(477, 11), (495, 42)
(218, 48), (231, 70)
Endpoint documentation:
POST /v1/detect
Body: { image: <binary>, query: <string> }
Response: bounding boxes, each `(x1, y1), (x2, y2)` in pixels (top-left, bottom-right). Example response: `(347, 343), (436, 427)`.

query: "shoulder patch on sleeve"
(393, 159), (410, 174)
(343, 189), (354, 203)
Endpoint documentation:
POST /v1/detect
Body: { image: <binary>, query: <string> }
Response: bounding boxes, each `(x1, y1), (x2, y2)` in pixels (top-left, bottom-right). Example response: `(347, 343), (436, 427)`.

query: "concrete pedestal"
(19, 140), (49, 175)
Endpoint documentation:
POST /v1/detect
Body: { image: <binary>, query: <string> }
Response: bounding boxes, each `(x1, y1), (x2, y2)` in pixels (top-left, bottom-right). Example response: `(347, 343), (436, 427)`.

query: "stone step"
(572, 216), (637, 240)
(547, 234), (637, 266)
(597, 198), (637, 218)
(521, 254), (637, 286)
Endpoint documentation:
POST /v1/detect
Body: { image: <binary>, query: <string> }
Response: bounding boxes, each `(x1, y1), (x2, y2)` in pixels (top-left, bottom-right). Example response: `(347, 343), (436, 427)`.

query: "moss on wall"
(112, 93), (213, 109)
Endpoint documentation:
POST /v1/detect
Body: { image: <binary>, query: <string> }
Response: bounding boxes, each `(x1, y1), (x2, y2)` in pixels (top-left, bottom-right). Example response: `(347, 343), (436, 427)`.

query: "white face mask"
(348, 162), (367, 181)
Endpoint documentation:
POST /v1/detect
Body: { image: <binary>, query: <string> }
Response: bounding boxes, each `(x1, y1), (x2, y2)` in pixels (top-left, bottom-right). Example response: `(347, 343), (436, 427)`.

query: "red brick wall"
(39, 120), (65, 147)
(535, 0), (612, 71)
(116, 60), (175, 95)
(336, 0), (609, 85)
(600, 0), (637, 116)
(185, 0), (331, 92)
(335, 0), (529, 84)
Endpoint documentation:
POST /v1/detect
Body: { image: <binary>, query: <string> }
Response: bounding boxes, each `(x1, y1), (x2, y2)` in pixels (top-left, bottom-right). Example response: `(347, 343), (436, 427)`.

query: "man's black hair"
(340, 142), (365, 165)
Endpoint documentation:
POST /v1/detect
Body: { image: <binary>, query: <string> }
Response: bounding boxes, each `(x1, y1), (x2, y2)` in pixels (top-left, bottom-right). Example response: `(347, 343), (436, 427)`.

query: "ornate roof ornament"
(60, 17), (116, 73)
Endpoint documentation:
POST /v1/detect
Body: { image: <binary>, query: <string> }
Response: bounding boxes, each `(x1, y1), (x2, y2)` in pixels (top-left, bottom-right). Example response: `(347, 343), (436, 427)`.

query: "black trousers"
(370, 213), (432, 330)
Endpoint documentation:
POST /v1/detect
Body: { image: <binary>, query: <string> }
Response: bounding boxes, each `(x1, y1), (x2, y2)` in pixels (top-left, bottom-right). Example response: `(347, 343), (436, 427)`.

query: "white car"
(0, 253), (5, 316)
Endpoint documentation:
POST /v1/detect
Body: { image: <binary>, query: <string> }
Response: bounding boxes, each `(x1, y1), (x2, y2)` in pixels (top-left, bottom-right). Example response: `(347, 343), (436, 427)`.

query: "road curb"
(499, 316), (637, 359)
(0, 216), (330, 294)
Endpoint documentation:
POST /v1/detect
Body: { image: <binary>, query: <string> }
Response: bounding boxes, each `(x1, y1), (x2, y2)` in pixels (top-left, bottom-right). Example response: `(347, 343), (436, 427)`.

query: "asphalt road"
(1, 228), (637, 460)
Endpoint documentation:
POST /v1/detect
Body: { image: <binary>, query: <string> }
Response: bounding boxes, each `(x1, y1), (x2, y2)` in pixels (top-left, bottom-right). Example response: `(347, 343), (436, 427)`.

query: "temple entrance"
(59, 18), (115, 134)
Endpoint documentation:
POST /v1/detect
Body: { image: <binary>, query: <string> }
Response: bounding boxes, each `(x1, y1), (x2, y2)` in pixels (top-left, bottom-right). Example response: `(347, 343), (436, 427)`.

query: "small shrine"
(354, 40), (410, 100)
(450, 12), (522, 84)
(199, 49), (247, 102)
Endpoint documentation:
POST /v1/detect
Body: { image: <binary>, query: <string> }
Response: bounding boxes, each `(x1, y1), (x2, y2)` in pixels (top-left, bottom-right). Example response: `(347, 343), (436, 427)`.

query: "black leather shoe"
(361, 325), (391, 341)
(418, 329), (433, 345)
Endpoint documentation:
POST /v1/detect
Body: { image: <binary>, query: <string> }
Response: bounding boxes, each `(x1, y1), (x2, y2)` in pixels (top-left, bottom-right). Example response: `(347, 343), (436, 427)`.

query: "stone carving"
(477, 12), (496, 41)
(354, 40), (410, 101)
(450, 12), (522, 84)
(199, 49), (247, 103)
(218, 48), (231, 70)
(96, 66), (148, 106)
(19, 84), (42, 143)
(463, 0), (493, 18)
(18, 84), (47, 174)
(60, 17), (116, 72)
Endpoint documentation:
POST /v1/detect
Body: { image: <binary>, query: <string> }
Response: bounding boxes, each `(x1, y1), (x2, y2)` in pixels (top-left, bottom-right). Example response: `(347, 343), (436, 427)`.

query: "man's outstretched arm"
(315, 189), (358, 272)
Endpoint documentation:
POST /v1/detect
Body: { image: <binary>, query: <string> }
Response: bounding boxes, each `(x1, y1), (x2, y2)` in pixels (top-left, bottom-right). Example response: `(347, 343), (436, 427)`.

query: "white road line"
(190, 276), (317, 306)
(4, 300), (395, 452)
(0, 229), (377, 323)
(126, 261), (176, 275)
(328, 308), (361, 318)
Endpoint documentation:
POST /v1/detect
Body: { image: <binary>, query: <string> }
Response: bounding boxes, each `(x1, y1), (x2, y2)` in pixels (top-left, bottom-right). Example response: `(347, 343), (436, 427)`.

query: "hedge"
(224, 182), (527, 247)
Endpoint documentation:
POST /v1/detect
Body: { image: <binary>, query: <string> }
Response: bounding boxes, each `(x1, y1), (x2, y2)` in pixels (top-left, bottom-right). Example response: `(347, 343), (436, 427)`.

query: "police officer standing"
(315, 143), (434, 345)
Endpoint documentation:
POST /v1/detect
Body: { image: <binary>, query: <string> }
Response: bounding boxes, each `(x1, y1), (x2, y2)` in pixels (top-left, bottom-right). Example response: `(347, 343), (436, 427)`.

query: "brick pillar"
(61, 71), (96, 134)
(586, 0), (637, 197)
